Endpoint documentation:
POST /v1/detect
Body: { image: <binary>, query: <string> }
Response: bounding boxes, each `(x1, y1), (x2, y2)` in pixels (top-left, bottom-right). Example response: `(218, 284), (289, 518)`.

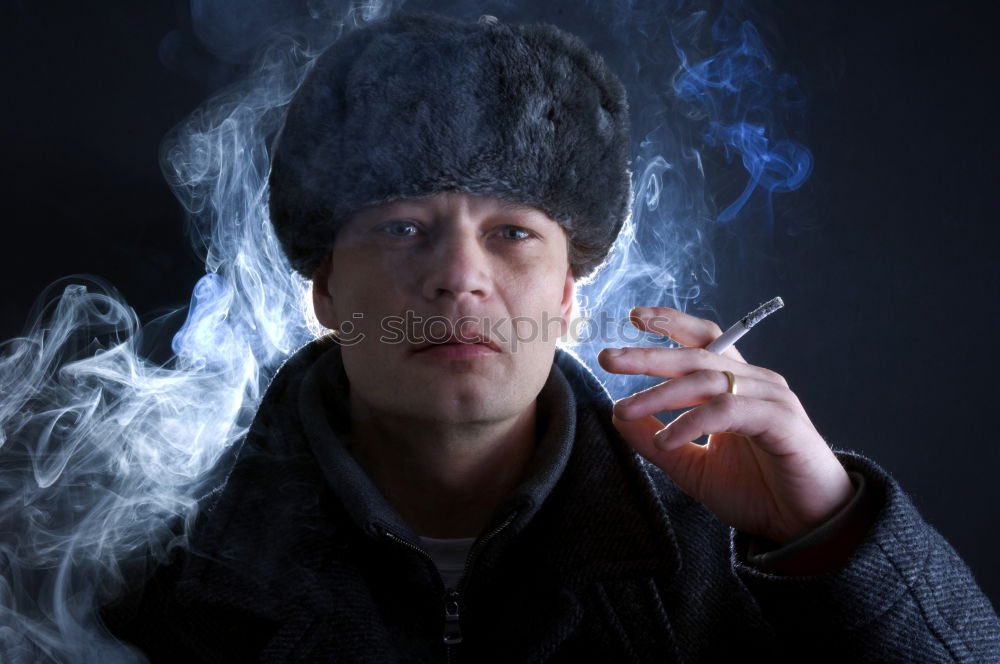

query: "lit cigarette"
(705, 297), (784, 354)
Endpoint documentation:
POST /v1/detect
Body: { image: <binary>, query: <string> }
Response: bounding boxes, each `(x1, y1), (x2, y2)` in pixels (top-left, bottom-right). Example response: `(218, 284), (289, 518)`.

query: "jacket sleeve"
(731, 451), (1000, 663)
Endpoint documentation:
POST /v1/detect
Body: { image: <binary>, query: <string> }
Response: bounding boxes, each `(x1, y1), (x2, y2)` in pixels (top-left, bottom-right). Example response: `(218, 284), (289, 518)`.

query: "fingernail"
(629, 307), (649, 324)
(603, 347), (624, 358)
(613, 396), (634, 416)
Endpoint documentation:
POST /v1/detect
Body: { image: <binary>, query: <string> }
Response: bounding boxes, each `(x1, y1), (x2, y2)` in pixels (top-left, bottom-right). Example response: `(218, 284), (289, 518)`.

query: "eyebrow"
(491, 200), (557, 225)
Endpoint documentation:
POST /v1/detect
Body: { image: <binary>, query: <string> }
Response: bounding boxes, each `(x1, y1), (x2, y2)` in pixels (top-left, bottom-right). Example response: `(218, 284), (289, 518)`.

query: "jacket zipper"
(380, 510), (518, 662)
(455, 511), (517, 596)
(379, 527), (458, 655)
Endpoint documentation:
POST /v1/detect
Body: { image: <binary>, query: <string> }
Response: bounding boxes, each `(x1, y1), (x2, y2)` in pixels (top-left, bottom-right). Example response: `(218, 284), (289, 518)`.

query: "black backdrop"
(3, 0), (998, 612)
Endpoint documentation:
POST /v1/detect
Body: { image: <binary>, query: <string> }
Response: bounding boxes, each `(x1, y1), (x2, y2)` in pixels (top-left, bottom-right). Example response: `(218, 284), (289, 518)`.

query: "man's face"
(312, 192), (575, 425)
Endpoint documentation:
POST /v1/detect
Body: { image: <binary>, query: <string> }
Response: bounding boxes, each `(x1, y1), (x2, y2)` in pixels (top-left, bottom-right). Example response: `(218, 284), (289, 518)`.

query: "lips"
(412, 332), (501, 354)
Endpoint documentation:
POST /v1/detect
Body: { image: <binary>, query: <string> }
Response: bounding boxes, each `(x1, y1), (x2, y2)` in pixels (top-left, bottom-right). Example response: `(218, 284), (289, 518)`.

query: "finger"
(611, 413), (667, 464)
(613, 411), (772, 504)
(598, 346), (787, 387)
(613, 412), (753, 502)
(629, 306), (746, 362)
(614, 370), (798, 421)
(653, 393), (800, 457)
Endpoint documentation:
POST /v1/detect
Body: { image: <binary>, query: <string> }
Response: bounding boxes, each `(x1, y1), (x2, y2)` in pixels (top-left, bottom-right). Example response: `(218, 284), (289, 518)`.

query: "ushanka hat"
(269, 12), (632, 280)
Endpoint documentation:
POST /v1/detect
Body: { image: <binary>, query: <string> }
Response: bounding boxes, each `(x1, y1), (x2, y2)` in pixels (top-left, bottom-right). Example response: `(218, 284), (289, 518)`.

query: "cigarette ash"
(741, 296), (784, 329)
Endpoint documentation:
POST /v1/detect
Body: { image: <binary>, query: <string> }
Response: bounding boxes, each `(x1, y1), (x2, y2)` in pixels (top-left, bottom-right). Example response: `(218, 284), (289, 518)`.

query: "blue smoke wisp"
(671, 17), (813, 224)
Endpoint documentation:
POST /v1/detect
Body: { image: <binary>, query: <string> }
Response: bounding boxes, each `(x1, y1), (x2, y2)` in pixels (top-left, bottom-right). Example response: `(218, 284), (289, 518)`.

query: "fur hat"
(268, 12), (631, 280)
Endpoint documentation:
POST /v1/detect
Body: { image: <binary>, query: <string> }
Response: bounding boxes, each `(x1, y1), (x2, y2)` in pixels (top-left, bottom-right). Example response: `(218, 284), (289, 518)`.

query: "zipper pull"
(443, 589), (462, 645)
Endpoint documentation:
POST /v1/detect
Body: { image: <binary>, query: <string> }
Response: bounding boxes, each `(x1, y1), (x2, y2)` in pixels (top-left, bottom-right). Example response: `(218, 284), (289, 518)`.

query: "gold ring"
(723, 370), (737, 395)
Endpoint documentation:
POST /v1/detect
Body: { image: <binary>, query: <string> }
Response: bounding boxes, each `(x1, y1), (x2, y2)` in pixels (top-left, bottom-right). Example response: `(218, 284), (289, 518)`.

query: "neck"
(348, 397), (538, 539)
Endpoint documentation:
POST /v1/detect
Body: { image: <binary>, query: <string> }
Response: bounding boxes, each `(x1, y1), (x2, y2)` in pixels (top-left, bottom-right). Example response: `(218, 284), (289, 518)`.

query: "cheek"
(503, 276), (570, 348)
(329, 250), (389, 314)
(535, 257), (572, 311)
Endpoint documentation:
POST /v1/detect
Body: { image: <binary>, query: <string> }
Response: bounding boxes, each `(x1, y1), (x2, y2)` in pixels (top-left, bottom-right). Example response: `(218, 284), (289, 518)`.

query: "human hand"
(598, 306), (854, 545)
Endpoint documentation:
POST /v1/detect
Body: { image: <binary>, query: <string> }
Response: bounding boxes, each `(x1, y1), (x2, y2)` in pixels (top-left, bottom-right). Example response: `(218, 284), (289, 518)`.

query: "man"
(104, 11), (1000, 662)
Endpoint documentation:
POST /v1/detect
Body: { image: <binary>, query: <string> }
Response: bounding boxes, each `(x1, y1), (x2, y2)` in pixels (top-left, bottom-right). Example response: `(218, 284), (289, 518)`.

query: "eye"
(381, 220), (420, 237)
(497, 225), (533, 242)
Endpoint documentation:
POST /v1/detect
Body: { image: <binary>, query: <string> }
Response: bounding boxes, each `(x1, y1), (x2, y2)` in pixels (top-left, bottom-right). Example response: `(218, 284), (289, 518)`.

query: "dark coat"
(104, 338), (1000, 662)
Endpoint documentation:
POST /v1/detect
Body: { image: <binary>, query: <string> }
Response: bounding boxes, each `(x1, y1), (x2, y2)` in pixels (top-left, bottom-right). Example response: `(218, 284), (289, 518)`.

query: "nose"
(420, 226), (492, 303)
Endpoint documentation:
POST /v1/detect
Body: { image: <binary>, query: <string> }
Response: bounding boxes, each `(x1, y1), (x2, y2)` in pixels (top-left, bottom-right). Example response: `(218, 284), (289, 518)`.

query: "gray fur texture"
(268, 12), (632, 280)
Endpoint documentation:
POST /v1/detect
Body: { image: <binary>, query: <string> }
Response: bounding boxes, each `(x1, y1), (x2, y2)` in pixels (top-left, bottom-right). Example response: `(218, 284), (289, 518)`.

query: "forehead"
(348, 192), (558, 225)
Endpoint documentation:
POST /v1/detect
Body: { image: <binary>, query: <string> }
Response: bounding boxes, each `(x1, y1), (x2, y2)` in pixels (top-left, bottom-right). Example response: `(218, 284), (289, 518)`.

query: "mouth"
(412, 333), (502, 356)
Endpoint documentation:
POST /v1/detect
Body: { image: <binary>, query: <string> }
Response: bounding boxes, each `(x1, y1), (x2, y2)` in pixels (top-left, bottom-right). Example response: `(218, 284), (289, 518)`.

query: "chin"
(404, 384), (522, 425)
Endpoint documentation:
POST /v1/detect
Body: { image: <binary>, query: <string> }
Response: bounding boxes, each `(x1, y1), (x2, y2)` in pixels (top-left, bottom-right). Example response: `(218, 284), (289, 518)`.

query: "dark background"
(2, 0), (998, 612)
